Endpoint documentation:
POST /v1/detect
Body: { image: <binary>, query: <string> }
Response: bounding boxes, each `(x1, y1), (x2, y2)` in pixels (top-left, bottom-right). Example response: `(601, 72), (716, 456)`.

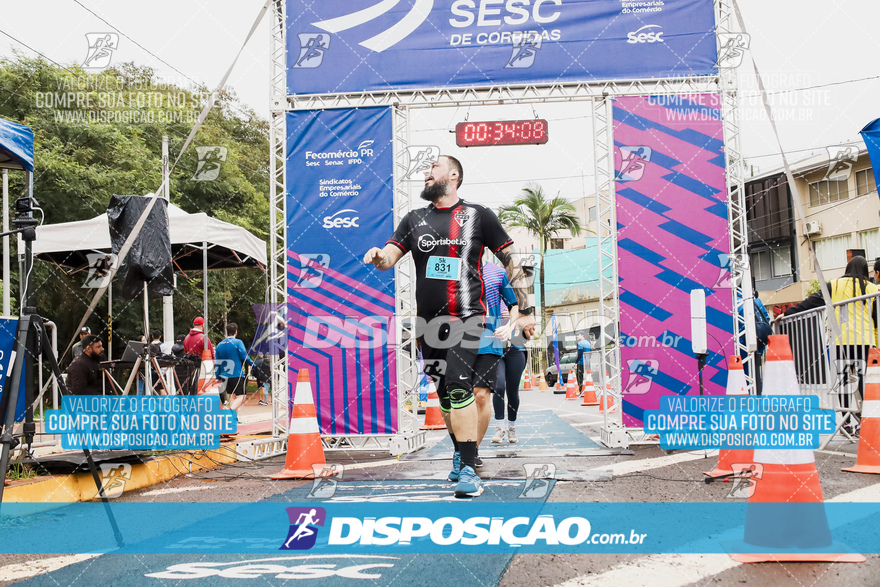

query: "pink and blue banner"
(286, 107), (397, 435)
(614, 94), (734, 428)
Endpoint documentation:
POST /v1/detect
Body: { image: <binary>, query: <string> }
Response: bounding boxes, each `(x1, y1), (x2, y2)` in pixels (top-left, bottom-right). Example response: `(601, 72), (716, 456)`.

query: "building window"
(549, 238), (565, 250)
(856, 168), (876, 197)
(859, 229), (880, 260)
(771, 246), (792, 277)
(808, 179), (848, 206)
(750, 250), (770, 281)
(814, 234), (851, 270)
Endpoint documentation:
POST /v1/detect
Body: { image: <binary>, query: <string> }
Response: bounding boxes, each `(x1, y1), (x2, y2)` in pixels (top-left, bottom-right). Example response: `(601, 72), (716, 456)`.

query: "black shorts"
(225, 376), (248, 396)
(473, 353), (502, 391)
(419, 316), (484, 411)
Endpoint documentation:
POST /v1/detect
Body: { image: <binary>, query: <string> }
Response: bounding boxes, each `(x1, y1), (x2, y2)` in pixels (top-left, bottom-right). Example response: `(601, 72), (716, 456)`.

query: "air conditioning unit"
(804, 221), (822, 236)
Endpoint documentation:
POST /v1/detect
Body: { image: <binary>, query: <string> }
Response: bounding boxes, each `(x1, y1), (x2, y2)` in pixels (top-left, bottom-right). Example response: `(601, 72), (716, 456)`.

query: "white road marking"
(554, 554), (739, 587)
(0, 554), (101, 581)
(141, 485), (212, 496)
(554, 476), (880, 587)
(591, 451), (714, 476)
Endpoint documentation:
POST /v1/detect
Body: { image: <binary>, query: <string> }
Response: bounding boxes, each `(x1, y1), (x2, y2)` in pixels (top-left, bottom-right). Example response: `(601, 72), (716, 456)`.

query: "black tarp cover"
(107, 195), (173, 299)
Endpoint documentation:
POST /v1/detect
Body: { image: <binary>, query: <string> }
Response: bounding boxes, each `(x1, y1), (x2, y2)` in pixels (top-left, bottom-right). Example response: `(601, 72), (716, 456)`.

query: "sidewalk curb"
(3, 434), (267, 510)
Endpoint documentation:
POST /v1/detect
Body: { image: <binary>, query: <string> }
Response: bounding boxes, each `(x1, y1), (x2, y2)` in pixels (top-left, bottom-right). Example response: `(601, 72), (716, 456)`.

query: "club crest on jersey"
(454, 212), (470, 227)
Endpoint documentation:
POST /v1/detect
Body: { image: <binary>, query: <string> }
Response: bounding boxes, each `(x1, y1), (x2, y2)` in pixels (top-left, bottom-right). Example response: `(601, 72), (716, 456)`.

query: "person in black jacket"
(66, 335), (104, 395)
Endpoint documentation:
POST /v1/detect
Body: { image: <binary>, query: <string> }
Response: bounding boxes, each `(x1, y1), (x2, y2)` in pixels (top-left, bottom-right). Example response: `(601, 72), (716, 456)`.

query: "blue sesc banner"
(286, 107), (397, 435)
(285, 0), (718, 95)
(0, 317), (25, 422)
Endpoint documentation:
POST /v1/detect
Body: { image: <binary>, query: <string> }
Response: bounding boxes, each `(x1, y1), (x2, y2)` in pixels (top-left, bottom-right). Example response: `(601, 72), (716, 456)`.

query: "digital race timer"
(455, 119), (549, 147)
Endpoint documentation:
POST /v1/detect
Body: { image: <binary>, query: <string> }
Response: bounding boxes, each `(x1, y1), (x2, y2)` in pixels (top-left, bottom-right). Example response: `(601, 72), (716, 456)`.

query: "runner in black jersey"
(364, 155), (535, 498)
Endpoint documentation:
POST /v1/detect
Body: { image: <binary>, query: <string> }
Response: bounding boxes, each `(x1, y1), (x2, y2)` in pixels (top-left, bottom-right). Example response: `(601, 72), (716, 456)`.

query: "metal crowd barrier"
(775, 288), (880, 446)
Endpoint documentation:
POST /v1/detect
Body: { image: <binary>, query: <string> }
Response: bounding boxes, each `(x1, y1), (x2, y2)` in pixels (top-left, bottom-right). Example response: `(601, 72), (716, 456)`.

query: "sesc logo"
(626, 25), (664, 44)
(323, 209), (360, 229)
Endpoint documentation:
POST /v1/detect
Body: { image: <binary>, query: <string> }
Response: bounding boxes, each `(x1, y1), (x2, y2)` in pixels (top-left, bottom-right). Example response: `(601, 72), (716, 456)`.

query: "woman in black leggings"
(491, 342), (527, 443)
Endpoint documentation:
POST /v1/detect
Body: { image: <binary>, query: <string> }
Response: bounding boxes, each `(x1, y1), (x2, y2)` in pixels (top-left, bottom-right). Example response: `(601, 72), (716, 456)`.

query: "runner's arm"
(494, 245), (533, 314)
(363, 244), (404, 270)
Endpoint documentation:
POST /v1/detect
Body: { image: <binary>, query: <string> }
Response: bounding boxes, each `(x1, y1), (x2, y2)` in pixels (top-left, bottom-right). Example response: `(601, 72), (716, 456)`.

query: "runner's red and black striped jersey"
(388, 199), (513, 320)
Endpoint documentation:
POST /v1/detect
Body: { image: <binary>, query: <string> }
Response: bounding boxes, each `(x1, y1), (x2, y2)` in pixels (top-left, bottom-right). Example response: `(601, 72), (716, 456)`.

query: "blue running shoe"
(454, 465), (483, 498)
(448, 451), (461, 482)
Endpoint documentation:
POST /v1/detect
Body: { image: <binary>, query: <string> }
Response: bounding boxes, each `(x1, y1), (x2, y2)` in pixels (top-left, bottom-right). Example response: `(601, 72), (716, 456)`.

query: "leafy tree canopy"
(0, 54), (270, 355)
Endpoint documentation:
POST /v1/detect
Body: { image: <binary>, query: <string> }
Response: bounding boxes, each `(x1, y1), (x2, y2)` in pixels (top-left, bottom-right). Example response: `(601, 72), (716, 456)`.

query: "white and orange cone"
(271, 369), (328, 480)
(565, 375), (579, 400)
(522, 369), (534, 391)
(843, 348), (880, 474)
(421, 388), (447, 430)
(581, 371), (599, 406)
(728, 335), (864, 563)
(197, 345), (222, 395)
(704, 356), (753, 478)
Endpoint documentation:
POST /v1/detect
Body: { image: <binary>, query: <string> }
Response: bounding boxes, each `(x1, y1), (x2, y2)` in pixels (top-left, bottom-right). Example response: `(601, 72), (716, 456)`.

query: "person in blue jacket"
(215, 323), (256, 418)
(575, 332), (592, 390)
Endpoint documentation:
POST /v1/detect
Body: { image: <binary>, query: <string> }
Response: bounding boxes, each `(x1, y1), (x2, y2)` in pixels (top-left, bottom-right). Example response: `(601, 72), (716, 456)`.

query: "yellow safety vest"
(830, 277), (879, 346)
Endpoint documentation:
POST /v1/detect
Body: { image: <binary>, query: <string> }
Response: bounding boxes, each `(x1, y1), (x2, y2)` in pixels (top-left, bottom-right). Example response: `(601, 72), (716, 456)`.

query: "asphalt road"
(2, 390), (878, 586)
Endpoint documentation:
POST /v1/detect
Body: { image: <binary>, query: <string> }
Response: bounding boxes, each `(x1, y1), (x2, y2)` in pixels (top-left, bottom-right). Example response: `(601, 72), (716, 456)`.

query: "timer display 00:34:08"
(455, 119), (549, 147)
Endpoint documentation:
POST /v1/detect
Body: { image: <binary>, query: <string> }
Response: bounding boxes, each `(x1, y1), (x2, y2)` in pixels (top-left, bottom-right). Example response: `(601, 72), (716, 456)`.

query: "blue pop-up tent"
(0, 118), (34, 172)
(0, 118), (33, 424)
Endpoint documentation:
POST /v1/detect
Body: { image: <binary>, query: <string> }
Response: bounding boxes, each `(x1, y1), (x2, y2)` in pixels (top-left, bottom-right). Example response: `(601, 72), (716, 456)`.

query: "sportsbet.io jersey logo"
(281, 507), (327, 550)
(417, 235), (468, 253)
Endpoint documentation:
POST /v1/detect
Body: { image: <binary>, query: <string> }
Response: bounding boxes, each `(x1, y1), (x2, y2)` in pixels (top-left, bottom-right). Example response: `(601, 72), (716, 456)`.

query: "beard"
(420, 180), (448, 202)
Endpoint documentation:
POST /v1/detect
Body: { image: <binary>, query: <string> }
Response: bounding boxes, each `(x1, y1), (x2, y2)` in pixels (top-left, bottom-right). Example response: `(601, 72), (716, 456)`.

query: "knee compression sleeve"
(447, 385), (475, 410)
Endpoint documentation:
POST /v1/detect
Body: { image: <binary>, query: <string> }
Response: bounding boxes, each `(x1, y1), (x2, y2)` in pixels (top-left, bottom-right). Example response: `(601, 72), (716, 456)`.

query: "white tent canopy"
(33, 200), (267, 272)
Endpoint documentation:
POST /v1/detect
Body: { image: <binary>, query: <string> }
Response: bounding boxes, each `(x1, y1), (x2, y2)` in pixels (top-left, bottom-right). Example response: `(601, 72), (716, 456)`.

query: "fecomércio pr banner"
(285, 0), (718, 95)
(286, 107), (397, 435)
(614, 94), (734, 428)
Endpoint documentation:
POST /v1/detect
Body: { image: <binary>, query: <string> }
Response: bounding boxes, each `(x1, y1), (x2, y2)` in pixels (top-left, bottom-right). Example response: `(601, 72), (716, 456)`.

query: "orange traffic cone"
(704, 356), (753, 478)
(421, 388), (447, 430)
(599, 388), (616, 413)
(538, 373), (549, 392)
(522, 369), (534, 391)
(565, 376), (579, 400)
(197, 345), (221, 395)
(553, 375), (565, 394)
(271, 369), (328, 480)
(728, 335), (864, 563)
(843, 348), (880, 474)
(581, 372), (599, 406)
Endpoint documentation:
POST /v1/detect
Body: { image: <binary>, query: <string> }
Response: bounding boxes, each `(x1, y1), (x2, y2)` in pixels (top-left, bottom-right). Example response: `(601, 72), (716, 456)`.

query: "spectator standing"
(183, 317), (213, 395)
(252, 354), (271, 405)
(71, 326), (91, 361)
(66, 335), (104, 395)
(783, 256), (878, 412)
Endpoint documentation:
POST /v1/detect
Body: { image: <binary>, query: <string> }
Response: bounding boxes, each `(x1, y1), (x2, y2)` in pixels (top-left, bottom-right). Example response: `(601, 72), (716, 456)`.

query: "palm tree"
(498, 184), (584, 370)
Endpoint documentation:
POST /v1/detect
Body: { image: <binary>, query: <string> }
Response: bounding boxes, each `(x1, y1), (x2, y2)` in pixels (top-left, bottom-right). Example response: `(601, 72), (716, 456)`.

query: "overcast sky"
(1, 1), (878, 212)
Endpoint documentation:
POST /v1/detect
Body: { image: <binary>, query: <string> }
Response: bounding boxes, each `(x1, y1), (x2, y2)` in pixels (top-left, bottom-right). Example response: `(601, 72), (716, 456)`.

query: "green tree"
(0, 54), (270, 358)
(498, 184), (584, 369)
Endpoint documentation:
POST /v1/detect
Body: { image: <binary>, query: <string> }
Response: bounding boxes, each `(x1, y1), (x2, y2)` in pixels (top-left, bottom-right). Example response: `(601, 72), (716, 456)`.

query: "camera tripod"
(0, 202), (122, 545)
